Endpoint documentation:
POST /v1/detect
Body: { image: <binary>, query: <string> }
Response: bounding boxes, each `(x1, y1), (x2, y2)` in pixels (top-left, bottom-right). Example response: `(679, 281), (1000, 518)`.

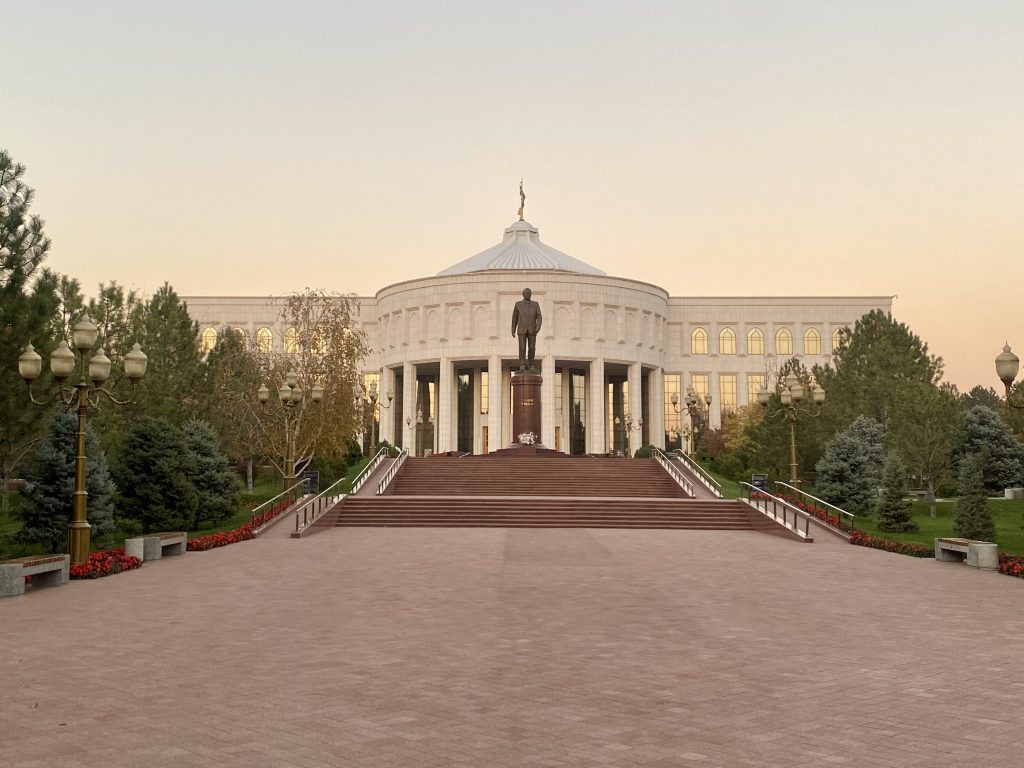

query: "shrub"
(633, 444), (654, 459)
(815, 432), (875, 515)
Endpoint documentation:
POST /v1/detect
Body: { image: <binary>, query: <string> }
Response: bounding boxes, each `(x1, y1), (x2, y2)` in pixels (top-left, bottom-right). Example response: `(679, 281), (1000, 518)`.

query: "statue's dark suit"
(511, 298), (543, 369)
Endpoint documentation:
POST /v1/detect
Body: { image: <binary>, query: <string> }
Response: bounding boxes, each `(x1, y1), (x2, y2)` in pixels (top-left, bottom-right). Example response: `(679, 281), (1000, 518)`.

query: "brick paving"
(2, 527), (1023, 767)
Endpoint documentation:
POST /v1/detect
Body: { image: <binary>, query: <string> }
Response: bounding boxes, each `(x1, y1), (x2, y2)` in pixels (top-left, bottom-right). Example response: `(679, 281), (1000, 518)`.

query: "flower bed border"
(70, 548), (142, 580)
(850, 529), (1024, 579)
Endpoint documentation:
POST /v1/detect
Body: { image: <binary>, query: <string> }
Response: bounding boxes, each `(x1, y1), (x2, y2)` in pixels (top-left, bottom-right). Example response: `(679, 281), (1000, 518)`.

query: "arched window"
(284, 327), (298, 354)
(200, 327), (217, 353)
(832, 327), (845, 352)
(230, 327), (247, 345)
(719, 327), (736, 355)
(803, 328), (821, 355)
(256, 327), (273, 354)
(691, 327), (708, 355)
(775, 328), (793, 355)
(747, 327), (764, 355)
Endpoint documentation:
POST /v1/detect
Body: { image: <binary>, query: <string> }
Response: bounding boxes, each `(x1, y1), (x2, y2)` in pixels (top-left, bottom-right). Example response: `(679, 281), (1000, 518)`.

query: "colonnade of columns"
(378, 356), (665, 456)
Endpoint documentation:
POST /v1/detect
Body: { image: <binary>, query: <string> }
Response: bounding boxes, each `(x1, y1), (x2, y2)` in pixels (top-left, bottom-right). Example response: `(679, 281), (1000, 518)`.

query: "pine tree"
(814, 432), (875, 515)
(0, 149), (59, 515)
(876, 452), (918, 532)
(953, 452), (995, 541)
(182, 420), (240, 530)
(116, 417), (197, 533)
(17, 413), (116, 551)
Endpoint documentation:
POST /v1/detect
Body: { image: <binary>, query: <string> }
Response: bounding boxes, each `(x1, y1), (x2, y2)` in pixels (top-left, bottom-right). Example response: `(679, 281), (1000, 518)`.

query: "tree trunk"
(928, 480), (937, 518)
(245, 458), (253, 492)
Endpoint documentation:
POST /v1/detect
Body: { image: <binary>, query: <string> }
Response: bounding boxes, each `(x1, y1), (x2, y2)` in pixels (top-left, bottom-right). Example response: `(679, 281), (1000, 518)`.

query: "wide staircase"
(313, 456), (791, 534)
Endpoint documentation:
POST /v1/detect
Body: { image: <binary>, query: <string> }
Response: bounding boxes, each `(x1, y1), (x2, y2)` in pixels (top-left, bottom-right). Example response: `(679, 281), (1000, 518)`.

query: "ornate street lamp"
(17, 319), (148, 563)
(995, 344), (1024, 409)
(614, 412), (644, 457)
(356, 379), (393, 454)
(757, 373), (825, 485)
(258, 371), (323, 488)
(673, 385), (711, 455)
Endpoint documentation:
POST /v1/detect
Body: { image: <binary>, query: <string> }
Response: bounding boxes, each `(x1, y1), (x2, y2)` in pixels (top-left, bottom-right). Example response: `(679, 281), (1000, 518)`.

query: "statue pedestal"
(511, 371), (542, 446)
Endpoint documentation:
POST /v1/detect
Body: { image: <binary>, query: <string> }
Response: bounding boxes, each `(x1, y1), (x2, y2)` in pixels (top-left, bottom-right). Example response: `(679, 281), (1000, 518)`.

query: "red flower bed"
(187, 522), (254, 551)
(998, 553), (1024, 578)
(70, 548), (142, 579)
(781, 494), (846, 530)
(251, 499), (292, 529)
(849, 529), (934, 558)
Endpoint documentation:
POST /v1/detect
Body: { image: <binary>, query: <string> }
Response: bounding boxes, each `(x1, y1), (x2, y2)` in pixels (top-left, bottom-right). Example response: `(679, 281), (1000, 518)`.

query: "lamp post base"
(68, 520), (91, 565)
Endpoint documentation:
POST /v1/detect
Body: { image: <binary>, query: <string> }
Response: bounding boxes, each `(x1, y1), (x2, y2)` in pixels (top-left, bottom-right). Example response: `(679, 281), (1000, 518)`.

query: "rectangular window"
(746, 373), (766, 406)
(663, 373), (682, 451)
(570, 370), (586, 455)
(690, 373), (709, 400)
(480, 370), (489, 414)
(720, 374), (737, 415)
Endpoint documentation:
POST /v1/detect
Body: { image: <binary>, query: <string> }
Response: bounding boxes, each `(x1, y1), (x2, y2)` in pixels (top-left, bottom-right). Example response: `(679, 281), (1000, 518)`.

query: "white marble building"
(182, 217), (891, 456)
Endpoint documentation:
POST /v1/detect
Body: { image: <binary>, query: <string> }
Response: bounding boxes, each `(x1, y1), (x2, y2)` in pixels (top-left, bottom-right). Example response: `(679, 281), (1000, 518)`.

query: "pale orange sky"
(5, 2), (1023, 392)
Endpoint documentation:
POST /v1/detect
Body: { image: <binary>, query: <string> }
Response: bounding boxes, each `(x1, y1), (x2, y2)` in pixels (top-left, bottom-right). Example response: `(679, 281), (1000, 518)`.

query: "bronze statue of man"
(511, 287), (542, 371)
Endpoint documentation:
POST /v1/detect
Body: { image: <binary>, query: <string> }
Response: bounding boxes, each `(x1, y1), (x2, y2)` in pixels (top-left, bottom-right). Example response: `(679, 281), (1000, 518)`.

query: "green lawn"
(697, 465), (742, 499)
(851, 499), (1024, 555)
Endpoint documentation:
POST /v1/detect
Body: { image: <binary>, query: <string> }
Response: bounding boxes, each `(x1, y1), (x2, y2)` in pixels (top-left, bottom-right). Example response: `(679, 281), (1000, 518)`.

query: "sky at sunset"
(5, 1), (1023, 392)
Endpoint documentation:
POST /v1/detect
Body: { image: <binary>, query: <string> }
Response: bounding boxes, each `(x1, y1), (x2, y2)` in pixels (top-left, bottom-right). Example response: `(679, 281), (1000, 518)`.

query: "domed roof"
(438, 220), (605, 276)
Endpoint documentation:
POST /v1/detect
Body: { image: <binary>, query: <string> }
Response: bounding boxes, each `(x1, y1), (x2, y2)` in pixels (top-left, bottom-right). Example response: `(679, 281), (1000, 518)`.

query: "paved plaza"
(2, 526), (1024, 767)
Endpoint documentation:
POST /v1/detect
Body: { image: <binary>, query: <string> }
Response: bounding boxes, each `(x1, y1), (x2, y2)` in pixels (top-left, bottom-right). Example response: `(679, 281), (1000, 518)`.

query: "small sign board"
(303, 471), (319, 494)
(751, 474), (770, 492)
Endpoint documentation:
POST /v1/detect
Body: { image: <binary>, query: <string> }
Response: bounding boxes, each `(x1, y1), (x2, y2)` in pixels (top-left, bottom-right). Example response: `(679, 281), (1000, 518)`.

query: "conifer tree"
(182, 420), (239, 530)
(116, 417), (197, 533)
(814, 432), (875, 515)
(18, 413), (116, 551)
(953, 452), (995, 541)
(0, 149), (59, 513)
(876, 452), (917, 532)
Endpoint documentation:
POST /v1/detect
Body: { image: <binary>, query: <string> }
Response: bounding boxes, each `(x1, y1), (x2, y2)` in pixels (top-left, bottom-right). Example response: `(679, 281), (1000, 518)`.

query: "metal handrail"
(672, 451), (723, 497)
(739, 481), (814, 540)
(376, 448), (408, 495)
(292, 473), (350, 534)
(351, 447), (388, 495)
(653, 448), (695, 497)
(249, 478), (305, 529)
(774, 481), (856, 532)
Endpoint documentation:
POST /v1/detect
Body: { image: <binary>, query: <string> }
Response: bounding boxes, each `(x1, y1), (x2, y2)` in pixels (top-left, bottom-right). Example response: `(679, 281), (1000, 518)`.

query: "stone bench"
(124, 531), (187, 562)
(1, 555), (71, 597)
(935, 537), (998, 570)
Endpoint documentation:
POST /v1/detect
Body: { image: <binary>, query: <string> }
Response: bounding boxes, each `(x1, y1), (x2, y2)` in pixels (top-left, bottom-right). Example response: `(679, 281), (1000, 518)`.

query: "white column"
(380, 366), (396, 446)
(628, 361), (642, 452)
(589, 357), (605, 454)
(438, 357), (453, 452)
(650, 366), (665, 449)
(541, 354), (556, 447)
(402, 361), (416, 453)
(488, 355), (502, 452)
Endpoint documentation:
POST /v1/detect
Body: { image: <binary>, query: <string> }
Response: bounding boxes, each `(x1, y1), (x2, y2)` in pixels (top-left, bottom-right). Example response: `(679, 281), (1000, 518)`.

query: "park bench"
(124, 531), (187, 563)
(934, 537), (998, 571)
(0, 554), (70, 597)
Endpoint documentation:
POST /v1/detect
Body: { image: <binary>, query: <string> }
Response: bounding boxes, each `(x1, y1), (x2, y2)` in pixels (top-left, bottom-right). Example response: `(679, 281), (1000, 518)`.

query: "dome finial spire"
(517, 179), (526, 221)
